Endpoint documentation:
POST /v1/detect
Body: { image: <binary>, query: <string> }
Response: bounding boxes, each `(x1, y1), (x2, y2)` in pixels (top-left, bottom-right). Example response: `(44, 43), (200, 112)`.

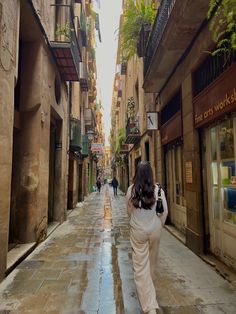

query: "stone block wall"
(0, 0), (20, 281)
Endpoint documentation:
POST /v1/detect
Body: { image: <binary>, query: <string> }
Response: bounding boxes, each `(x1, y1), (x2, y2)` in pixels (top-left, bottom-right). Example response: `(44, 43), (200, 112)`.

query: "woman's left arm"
(126, 186), (133, 216)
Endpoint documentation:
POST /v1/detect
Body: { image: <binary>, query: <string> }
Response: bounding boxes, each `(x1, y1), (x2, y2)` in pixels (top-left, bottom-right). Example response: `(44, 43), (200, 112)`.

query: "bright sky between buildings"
(94, 0), (122, 145)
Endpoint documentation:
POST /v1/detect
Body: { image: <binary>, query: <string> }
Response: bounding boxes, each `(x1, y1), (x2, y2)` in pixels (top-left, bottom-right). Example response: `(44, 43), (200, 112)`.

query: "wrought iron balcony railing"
(80, 62), (88, 91)
(193, 50), (236, 97)
(144, 0), (176, 77)
(70, 118), (81, 152)
(125, 116), (141, 144)
(50, 4), (82, 81)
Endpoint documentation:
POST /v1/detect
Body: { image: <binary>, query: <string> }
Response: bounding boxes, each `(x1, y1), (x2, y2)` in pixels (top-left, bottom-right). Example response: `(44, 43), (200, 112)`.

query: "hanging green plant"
(115, 128), (126, 153)
(208, 0), (236, 57)
(120, 0), (156, 60)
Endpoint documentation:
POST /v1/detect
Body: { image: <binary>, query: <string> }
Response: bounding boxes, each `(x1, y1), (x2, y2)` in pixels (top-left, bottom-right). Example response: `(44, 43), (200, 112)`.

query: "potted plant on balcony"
(127, 97), (140, 135)
(115, 128), (126, 154)
(55, 22), (71, 41)
(120, 0), (156, 60)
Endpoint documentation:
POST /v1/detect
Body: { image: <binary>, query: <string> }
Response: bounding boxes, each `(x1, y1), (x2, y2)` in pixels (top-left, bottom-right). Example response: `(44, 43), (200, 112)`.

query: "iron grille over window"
(160, 90), (181, 126)
(193, 50), (235, 97)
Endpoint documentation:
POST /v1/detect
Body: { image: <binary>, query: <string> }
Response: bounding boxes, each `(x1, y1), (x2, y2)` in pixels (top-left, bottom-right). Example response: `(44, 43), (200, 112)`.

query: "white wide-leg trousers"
(130, 221), (162, 313)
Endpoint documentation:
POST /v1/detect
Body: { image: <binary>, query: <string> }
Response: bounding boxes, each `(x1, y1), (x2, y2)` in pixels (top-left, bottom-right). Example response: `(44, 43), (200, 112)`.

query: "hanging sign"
(147, 112), (158, 130)
(91, 143), (103, 154)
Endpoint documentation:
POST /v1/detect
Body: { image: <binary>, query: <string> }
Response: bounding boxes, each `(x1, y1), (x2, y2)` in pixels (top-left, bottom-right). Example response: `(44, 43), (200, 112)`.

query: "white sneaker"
(147, 310), (156, 314)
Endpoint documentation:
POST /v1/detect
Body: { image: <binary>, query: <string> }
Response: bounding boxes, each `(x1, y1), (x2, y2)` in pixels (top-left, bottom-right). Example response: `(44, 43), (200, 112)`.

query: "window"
(160, 90), (181, 126)
(209, 117), (236, 225)
(192, 50), (235, 96)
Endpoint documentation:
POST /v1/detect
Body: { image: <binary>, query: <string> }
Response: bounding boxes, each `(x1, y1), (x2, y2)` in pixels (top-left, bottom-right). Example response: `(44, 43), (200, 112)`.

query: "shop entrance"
(165, 143), (186, 234)
(206, 117), (236, 268)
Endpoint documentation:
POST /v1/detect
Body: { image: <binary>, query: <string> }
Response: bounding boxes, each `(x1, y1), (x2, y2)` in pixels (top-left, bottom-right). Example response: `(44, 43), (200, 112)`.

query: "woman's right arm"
(160, 189), (168, 226)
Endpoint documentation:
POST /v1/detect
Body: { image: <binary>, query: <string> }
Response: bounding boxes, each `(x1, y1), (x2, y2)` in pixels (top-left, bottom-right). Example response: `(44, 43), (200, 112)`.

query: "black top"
(111, 178), (118, 187)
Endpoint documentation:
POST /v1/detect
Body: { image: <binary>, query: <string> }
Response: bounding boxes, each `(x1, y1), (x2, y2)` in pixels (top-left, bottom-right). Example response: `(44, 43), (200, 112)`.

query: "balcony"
(50, 4), (82, 81)
(85, 108), (96, 130)
(81, 134), (89, 157)
(80, 62), (88, 91)
(70, 118), (81, 152)
(143, 0), (209, 92)
(125, 117), (141, 144)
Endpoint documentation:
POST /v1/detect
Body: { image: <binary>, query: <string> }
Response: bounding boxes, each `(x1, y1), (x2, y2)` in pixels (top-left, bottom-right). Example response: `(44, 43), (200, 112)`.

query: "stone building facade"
(0, 0), (98, 282)
(143, 0), (236, 269)
(112, 0), (236, 271)
(0, 0), (70, 281)
(111, 0), (158, 193)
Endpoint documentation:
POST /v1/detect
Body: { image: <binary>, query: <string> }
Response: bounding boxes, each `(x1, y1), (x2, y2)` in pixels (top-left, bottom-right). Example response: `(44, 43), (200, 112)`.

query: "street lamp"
(87, 129), (94, 141)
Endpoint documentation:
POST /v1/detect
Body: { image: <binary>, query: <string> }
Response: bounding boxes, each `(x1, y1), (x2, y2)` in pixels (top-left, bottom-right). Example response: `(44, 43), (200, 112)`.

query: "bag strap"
(156, 184), (161, 197)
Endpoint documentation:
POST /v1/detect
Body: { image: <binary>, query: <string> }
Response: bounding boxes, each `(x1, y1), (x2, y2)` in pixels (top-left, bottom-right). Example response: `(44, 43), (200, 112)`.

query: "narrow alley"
(0, 0), (236, 313)
(0, 187), (236, 314)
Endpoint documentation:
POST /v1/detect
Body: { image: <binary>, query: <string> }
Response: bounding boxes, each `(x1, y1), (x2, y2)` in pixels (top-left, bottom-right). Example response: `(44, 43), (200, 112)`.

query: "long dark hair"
(130, 161), (155, 209)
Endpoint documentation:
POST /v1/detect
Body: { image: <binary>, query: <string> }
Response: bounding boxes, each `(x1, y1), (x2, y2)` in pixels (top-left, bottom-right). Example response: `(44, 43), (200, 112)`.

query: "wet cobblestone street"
(0, 186), (236, 314)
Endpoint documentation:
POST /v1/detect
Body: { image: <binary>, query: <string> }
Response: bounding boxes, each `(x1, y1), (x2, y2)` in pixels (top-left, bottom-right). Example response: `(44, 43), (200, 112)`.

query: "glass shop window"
(210, 117), (236, 225)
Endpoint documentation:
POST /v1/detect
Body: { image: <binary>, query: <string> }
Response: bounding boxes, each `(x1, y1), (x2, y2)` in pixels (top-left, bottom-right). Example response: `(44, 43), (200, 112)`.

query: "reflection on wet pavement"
(0, 185), (138, 313)
(1, 186), (234, 313)
(98, 186), (125, 314)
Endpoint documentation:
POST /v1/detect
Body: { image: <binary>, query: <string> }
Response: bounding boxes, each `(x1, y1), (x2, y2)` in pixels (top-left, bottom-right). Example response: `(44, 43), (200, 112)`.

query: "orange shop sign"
(193, 64), (236, 128)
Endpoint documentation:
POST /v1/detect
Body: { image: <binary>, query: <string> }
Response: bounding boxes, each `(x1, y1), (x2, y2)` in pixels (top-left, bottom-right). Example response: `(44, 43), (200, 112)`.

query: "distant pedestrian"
(96, 177), (101, 193)
(111, 176), (119, 196)
(126, 161), (168, 314)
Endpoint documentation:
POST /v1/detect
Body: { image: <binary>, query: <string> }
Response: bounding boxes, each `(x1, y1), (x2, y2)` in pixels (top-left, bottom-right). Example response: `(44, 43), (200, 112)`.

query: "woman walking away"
(126, 161), (168, 314)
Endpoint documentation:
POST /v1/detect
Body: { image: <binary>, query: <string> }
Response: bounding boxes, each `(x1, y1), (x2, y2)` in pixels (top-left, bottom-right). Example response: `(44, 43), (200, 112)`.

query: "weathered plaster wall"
(0, 0), (20, 280)
(0, 0), (70, 282)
